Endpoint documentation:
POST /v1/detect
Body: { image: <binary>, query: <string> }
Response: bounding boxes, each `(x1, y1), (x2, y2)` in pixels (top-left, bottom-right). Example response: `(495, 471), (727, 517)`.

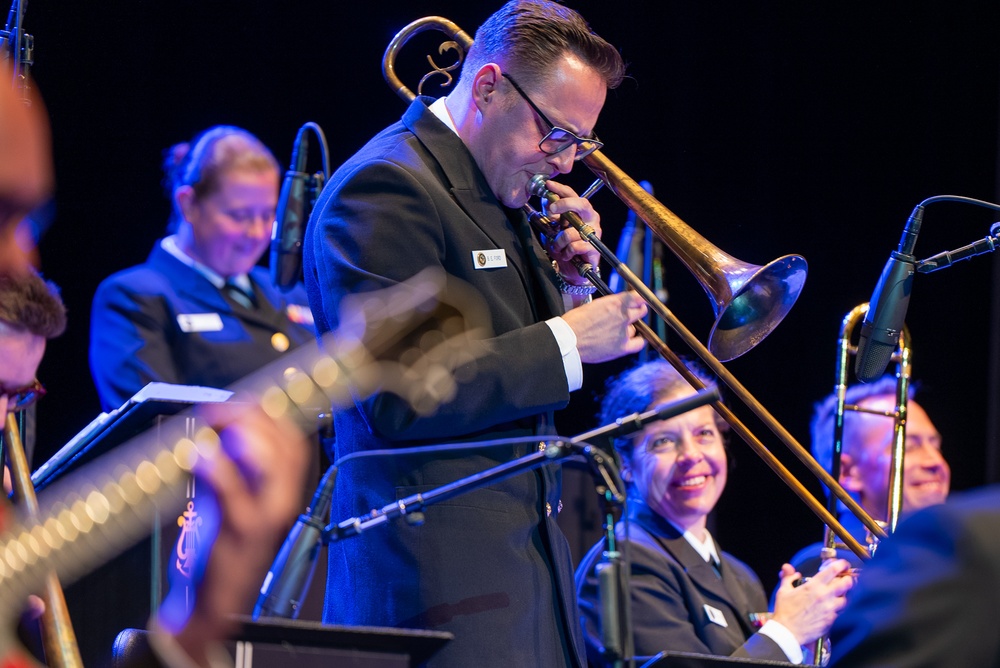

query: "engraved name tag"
(472, 249), (508, 270)
(177, 313), (224, 333)
(704, 604), (728, 628)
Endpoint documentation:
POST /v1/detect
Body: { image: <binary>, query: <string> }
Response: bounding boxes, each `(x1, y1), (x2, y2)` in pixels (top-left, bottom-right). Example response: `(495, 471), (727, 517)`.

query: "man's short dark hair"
(463, 0), (625, 90)
(0, 270), (67, 339)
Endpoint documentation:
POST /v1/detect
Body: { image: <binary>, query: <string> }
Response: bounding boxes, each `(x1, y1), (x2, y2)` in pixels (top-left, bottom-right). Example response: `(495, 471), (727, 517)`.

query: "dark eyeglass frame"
(2, 378), (46, 412)
(501, 72), (604, 161)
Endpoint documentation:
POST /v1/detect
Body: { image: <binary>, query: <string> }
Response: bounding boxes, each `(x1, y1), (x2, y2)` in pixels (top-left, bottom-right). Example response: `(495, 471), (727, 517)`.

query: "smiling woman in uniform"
(575, 360), (855, 666)
(89, 125), (315, 411)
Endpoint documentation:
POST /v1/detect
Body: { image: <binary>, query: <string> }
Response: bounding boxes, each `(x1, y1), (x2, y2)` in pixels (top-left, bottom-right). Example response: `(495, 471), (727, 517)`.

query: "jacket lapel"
(402, 98), (561, 317)
(148, 245), (234, 315)
(149, 245), (295, 331)
(629, 500), (754, 649)
(716, 559), (760, 638)
(651, 527), (735, 609)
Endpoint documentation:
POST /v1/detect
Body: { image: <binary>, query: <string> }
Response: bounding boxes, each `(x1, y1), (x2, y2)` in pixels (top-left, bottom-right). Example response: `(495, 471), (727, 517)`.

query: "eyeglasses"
(501, 72), (604, 161)
(2, 378), (46, 413)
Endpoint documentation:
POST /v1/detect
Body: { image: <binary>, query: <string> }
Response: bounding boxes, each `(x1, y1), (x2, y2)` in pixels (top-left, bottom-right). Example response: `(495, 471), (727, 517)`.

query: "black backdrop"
(21, 0), (1000, 651)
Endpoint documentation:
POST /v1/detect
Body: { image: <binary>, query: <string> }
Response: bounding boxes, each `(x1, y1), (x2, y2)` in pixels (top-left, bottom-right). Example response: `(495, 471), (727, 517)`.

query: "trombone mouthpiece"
(528, 174), (551, 198)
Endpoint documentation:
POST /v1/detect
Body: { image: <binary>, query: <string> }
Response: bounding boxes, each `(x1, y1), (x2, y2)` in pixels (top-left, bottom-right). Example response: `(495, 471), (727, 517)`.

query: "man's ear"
(839, 453), (863, 493)
(471, 63), (502, 110)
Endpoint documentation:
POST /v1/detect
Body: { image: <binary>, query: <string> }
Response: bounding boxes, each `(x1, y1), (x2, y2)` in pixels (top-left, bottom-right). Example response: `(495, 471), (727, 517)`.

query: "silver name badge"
(177, 313), (224, 333)
(704, 604), (728, 628)
(472, 249), (508, 270)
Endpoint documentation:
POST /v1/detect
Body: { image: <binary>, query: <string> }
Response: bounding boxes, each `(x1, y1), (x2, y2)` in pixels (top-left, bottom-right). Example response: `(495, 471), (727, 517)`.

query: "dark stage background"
(19, 0), (1000, 661)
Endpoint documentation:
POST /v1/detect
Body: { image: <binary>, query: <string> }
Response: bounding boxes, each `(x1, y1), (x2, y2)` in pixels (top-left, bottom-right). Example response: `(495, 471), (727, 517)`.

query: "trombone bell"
(710, 254), (808, 362)
(582, 150), (807, 361)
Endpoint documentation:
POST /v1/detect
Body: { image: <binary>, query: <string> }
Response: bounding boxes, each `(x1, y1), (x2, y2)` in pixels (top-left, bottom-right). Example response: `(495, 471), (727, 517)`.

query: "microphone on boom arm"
(270, 122), (329, 291)
(855, 205), (924, 382)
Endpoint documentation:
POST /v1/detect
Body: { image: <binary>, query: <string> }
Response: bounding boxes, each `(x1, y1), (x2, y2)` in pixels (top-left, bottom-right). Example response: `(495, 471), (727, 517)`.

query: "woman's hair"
(162, 125), (278, 233)
(599, 359), (726, 459)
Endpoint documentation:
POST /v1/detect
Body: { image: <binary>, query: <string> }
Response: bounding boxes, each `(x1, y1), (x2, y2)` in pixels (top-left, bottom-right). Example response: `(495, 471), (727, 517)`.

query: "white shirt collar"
(667, 518), (721, 565)
(429, 96), (459, 135)
(161, 235), (253, 293)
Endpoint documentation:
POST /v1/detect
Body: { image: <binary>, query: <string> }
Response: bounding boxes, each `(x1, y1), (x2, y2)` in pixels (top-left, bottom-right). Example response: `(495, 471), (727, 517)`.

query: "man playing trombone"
(789, 376), (951, 575)
(302, 1), (647, 666)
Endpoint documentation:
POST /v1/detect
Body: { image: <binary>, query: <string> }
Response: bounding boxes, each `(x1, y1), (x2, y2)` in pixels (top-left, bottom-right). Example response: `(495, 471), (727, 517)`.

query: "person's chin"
(501, 185), (527, 208)
(907, 482), (948, 509)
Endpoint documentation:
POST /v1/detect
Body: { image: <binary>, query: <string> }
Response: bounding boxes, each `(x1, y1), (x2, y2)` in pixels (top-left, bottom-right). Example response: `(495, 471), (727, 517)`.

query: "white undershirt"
(428, 97), (582, 391)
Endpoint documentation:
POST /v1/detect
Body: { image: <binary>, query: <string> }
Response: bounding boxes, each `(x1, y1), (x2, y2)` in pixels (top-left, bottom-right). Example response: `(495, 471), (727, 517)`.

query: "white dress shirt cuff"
(758, 620), (803, 664)
(544, 317), (582, 392)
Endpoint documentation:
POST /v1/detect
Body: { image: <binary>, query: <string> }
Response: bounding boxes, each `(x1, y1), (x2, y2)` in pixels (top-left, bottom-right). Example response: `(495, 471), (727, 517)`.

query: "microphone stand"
(917, 221), (1000, 274)
(254, 389), (719, 631)
(328, 388), (718, 541)
(1, 0), (33, 102)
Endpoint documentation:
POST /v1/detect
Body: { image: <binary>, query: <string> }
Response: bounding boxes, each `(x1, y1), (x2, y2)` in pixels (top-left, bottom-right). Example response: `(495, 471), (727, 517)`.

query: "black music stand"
(31, 382), (233, 491)
(112, 618), (451, 668)
(640, 651), (796, 668)
(229, 617), (451, 667)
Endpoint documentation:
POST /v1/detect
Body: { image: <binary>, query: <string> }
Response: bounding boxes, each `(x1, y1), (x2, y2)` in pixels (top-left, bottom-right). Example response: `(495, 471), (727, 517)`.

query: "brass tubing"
(4, 413), (83, 668)
(564, 216), (885, 559)
(524, 203), (872, 559)
(582, 150), (808, 362)
(386, 16), (884, 553)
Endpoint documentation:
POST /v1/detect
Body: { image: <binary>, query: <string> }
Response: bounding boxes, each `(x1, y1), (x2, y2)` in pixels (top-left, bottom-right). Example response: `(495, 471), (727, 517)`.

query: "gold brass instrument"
(382, 16), (886, 558)
(3, 413), (83, 668)
(581, 151), (808, 363)
(383, 17), (473, 104)
(807, 306), (909, 664)
(828, 303), (911, 550)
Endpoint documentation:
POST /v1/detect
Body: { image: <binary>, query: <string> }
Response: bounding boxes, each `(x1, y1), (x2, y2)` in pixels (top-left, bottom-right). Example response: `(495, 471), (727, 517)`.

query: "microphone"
(855, 206), (924, 382)
(270, 126), (311, 292)
(253, 465), (336, 620)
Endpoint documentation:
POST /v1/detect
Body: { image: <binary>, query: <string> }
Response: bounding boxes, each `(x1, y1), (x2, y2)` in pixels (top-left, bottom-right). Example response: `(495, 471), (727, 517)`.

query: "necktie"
(708, 556), (722, 579)
(224, 280), (257, 309)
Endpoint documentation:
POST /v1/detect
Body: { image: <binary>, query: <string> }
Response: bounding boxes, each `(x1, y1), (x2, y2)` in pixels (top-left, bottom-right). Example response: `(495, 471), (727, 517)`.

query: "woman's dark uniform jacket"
(576, 498), (791, 665)
(302, 97), (586, 667)
(89, 243), (315, 412)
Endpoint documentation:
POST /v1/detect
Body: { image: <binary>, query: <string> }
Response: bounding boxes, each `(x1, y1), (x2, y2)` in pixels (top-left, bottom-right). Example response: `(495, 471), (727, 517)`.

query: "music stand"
(639, 651), (796, 668)
(31, 382), (232, 491)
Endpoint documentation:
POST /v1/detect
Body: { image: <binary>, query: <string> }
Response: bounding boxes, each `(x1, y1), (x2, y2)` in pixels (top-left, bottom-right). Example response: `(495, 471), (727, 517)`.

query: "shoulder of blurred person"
(829, 484), (1000, 667)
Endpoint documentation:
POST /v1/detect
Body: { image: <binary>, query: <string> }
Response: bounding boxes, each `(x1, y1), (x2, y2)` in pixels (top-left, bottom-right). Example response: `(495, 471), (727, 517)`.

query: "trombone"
(382, 17), (885, 558)
(3, 413), (83, 668)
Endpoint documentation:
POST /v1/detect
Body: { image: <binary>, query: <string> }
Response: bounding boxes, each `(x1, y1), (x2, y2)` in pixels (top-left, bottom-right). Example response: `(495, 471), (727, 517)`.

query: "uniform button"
(271, 332), (290, 352)
(545, 502), (552, 517)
